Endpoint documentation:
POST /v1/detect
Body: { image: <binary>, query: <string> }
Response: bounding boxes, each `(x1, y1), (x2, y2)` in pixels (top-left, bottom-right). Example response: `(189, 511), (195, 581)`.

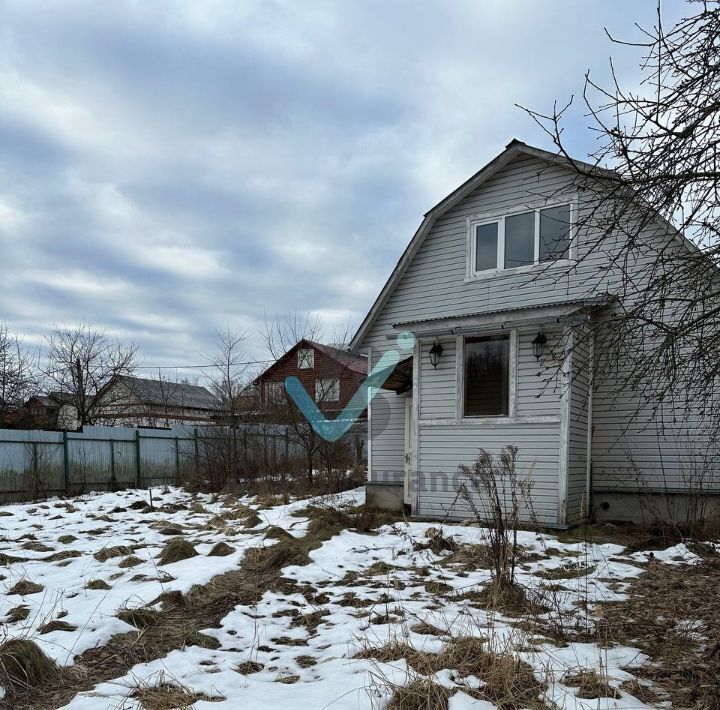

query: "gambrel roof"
(349, 140), (609, 351)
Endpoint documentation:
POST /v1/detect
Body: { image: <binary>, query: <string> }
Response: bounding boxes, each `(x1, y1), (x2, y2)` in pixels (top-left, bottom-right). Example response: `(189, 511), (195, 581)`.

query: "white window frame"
(466, 199), (577, 281)
(297, 348), (314, 369)
(315, 378), (340, 403)
(455, 330), (517, 420)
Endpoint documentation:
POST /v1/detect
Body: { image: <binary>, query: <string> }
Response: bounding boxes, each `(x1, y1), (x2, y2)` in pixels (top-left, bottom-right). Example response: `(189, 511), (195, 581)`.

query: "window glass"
(298, 348), (314, 369)
(464, 335), (509, 416)
(315, 378), (340, 402)
(539, 204), (571, 261)
(475, 222), (498, 272)
(504, 211), (535, 268)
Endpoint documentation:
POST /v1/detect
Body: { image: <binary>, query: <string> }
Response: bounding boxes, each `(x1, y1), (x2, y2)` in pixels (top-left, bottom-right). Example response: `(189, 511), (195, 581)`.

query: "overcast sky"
(0, 0), (686, 381)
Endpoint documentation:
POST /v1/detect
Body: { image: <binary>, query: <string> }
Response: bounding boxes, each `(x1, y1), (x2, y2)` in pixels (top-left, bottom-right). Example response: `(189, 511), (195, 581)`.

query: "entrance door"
(403, 396), (412, 506)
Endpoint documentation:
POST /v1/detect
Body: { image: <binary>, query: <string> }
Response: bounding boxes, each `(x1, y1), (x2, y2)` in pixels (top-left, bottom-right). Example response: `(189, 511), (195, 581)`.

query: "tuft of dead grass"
(242, 539), (308, 573)
(131, 682), (224, 708)
(6, 605), (30, 622)
(43, 550), (82, 563)
(8, 579), (44, 596)
(236, 660), (264, 674)
(158, 538), (197, 565)
(57, 534), (78, 544)
(207, 541), (234, 557)
(118, 607), (161, 629)
(85, 579), (111, 590)
(359, 635), (547, 709)
(94, 545), (133, 562)
(118, 555), (144, 568)
(39, 620), (78, 634)
(387, 678), (452, 709)
(0, 639), (57, 694)
(184, 631), (221, 650)
(563, 668), (619, 699)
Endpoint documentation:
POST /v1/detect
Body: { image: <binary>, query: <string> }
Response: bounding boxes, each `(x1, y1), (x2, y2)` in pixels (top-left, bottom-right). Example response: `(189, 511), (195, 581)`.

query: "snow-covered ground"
(0, 487), (702, 708)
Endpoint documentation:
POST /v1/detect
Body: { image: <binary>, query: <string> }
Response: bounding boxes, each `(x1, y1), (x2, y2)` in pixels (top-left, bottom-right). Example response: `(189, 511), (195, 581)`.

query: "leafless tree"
(206, 327), (251, 421)
(521, 1), (720, 429)
(0, 323), (38, 421)
(262, 310), (325, 360)
(44, 323), (139, 426)
(259, 312), (360, 488)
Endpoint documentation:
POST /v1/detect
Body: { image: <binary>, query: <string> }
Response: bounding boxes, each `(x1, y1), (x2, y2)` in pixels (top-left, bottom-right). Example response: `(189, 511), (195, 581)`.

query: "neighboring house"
(25, 392), (84, 430)
(351, 139), (719, 527)
(254, 340), (367, 416)
(26, 376), (222, 429)
(99, 375), (222, 427)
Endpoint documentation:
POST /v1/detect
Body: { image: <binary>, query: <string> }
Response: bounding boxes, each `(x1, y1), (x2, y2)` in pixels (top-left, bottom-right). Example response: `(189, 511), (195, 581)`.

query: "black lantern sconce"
(428, 340), (443, 369)
(531, 331), (547, 361)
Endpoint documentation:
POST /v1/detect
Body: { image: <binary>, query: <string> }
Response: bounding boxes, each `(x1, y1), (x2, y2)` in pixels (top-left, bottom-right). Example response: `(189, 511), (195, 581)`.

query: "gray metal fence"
(0, 422), (367, 503)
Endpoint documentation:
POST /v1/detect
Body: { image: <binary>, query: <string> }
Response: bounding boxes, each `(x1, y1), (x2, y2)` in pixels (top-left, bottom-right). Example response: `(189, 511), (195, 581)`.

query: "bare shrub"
(457, 446), (531, 591)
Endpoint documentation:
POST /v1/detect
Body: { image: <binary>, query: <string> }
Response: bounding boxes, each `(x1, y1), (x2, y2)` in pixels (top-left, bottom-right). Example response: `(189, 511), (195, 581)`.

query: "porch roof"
(391, 296), (612, 337)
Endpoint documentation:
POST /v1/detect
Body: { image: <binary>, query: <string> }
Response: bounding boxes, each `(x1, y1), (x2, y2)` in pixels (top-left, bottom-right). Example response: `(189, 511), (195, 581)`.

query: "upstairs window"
(298, 348), (314, 369)
(315, 378), (340, 402)
(464, 335), (509, 417)
(470, 203), (572, 276)
(265, 381), (284, 404)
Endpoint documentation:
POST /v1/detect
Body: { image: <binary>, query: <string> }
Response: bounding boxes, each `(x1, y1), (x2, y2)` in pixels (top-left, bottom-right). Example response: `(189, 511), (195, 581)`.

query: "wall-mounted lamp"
(531, 331), (547, 361)
(428, 340), (443, 369)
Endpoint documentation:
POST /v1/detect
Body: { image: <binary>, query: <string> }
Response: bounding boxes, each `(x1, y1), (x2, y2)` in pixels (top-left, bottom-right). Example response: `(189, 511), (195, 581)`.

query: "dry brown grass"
(7, 580), (44, 596)
(93, 545), (133, 562)
(0, 639), (57, 694)
(563, 669), (619, 699)
(131, 682), (224, 709)
(242, 539), (308, 573)
(85, 579), (111, 591)
(6, 605), (30, 622)
(157, 538), (197, 565)
(39, 620), (77, 634)
(118, 555), (143, 568)
(207, 541), (234, 556)
(118, 607), (161, 629)
(43, 550), (82, 563)
(386, 678), (452, 709)
(236, 660), (263, 674)
(358, 635), (547, 710)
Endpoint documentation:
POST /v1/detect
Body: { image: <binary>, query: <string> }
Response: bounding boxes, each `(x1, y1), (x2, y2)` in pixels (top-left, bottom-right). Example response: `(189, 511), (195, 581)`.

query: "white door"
(403, 396), (412, 506)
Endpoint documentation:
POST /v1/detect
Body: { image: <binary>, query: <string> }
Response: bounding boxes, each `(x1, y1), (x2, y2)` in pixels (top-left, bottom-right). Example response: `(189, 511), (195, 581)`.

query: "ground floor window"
(464, 334), (510, 416)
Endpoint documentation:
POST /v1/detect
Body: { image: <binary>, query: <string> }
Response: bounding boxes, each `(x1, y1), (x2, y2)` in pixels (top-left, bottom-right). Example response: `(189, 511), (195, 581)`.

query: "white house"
(351, 140), (719, 527)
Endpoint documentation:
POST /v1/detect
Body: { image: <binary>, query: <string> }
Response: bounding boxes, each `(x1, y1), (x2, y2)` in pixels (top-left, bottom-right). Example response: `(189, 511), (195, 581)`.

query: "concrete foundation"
(366, 483), (404, 512)
(593, 490), (720, 524)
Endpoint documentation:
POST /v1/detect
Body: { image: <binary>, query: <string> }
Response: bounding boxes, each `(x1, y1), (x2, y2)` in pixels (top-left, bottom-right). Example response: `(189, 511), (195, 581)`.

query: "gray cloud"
(0, 0), (686, 381)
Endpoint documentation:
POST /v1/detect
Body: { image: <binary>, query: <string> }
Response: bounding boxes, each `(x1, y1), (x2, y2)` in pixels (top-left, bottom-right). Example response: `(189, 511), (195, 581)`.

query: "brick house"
(254, 340), (367, 416)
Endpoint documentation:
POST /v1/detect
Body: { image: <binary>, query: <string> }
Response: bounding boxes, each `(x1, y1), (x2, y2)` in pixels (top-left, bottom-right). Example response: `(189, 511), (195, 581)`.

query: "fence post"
(62, 432), (70, 494)
(109, 440), (116, 490)
(135, 430), (142, 488)
(175, 436), (180, 483)
(193, 428), (199, 475)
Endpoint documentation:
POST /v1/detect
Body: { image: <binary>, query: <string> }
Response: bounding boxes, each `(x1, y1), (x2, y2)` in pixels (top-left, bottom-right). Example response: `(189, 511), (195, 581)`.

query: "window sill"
(464, 259), (576, 283)
(418, 416), (561, 427)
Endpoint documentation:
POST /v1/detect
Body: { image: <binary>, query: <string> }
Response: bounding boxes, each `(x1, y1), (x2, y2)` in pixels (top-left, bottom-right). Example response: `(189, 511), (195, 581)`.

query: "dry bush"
(157, 538), (197, 565)
(457, 446), (531, 592)
(0, 639), (57, 693)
